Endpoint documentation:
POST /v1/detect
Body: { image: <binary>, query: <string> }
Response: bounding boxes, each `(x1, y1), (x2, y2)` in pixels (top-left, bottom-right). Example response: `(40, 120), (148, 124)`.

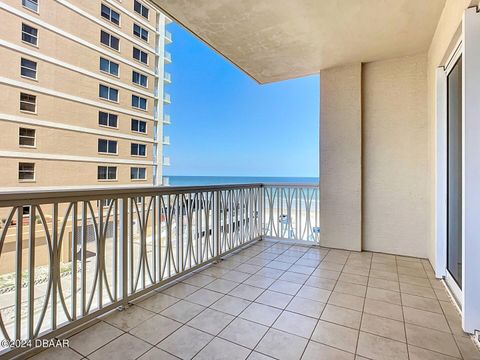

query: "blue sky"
(163, 23), (320, 178)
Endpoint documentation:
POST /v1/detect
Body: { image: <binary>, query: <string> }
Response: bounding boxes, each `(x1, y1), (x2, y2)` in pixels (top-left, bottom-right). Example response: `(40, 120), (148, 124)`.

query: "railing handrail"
(0, 183), (318, 206)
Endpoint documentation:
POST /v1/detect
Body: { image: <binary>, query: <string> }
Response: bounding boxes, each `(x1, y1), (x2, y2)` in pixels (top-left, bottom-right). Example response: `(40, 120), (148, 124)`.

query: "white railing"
(164, 51), (172, 63)
(0, 183), (318, 358)
(163, 114), (171, 125)
(163, 93), (171, 104)
(164, 72), (171, 83)
(165, 30), (172, 44)
(163, 136), (170, 145)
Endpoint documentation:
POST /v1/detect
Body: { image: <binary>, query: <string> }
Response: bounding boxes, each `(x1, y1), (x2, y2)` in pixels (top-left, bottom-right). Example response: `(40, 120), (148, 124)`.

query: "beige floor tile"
(219, 317), (268, 349)
(229, 284), (264, 301)
(221, 270), (252, 283)
(182, 274), (216, 287)
(236, 263), (263, 274)
(366, 287), (402, 305)
(368, 277), (400, 292)
(311, 320), (358, 353)
(320, 304), (362, 329)
(29, 347), (83, 360)
(279, 272), (309, 284)
(248, 352), (276, 360)
(255, 290), (293, 309)
(408, 345), (460, 360)
(363, 298), (403, 321)
(89, 333), (152, 360)
(405, 323), (461, 358)
(297, 285), (331, 302)
(289, 264), (315, 275)
(137, 347), (179, 360)
(311, 268), (341, 280)
(160, 300), (205, 323)
(434, 287), (451, 301)
(454, 335), (480, 360)
(400, 283), (436, 299)
(239, 302), (282, 326)
(210, 294), (251, 316)
(205, 279), (239, 293)
(162, 283), (200, 299)
(334, 281), (367, 297)
(302, 341), (354, 360)
(129, 314), (182, 345)
(286, 296), (325, 318)
(185, 288), (224, 307)
(256, 267), (285, 279)
(187, 308), (234, 335)
(269, 279), (302, 295)
(342, 265), (370, 277)
(369, 269), (398, 281)
(304, 276), (336, 291)
(339, 273), (368, 286)
(398, 274), (431, 287)
(401, 293), (442, 313)
(357, 331), (408, 360)
(272, 310), (317, 338)
(194, 337), (250, 360)
(158, 325), (213, 360)
(266, 260), (292, 271)
(136, 293), (179, 313)
(327, 292), (364, 311)
(255, 328), (308, 360)
(244, 275), (276, 289)
(68, 321), (123, 356)
(360, 313), (406, 342)
(403, 307), (450, 333)
(317, 261), (344, 271)
(103, 306), (155, 331)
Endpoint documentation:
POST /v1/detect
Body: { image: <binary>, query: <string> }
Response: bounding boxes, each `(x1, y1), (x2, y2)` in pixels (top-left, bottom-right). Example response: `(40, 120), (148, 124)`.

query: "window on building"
(97, 166), (117, 180)
(100, 30), (119, 50)
(132, 71), (147, 87)
(22, 206), (31, 215)
(19, 128), (36, 147)
(101, 4), (120, 25)
(134, 0), (149, 19)
(131, 167), (146, 180)
(100, 57), (119, 76)
(131, 119), (146, 133)
(22, 23), (38, 46)
(132, 95), (147, 110)
(98, 139), (117, 154)
(131, 143), (146, 156)
(19, 162), (35, 181)
(22, 0), (38, 12)
(133, 47), (148, 64)
(20, 93), (36, 113)
(21, 58), (37, 79)
(99, 111), (118, 128)
(133, 23), (148, 41)
(99, 84), (118, 102)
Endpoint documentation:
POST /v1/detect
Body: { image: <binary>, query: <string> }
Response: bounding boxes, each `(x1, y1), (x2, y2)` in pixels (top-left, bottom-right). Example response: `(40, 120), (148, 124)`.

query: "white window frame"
(97, 166), (117, 181)
(100, 30), (120, 51)
(134, 0), (149, 19)
(18, 162), (35, 182)
(99, 57), (120, 77)
(98, 111), (118, 129)
(20, 92), (37, 113)
(99, 84), (119, 102)
(132, 70), (148, 88)
(101, 4), (120, 26)
(133, 47), (148, 65)
(131, 118), (147, 134)
(21, 23), (38, 47)
(131, 142), (146, 157)
(98, 138), (118, 154)
(19, 127), (36, 147)
(132, 95), (147, 110)
(133, 23), (149, 42)
(130, 167), (146, 180)
(21, 58), (37, 80)
(22, 0), (38, 13)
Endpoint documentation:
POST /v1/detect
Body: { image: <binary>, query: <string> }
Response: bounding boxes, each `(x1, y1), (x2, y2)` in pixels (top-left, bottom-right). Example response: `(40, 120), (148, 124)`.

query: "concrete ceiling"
(151, 0), (446, 84)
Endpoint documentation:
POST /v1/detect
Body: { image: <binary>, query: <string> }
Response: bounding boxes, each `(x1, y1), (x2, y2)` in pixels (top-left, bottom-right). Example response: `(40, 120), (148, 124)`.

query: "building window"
(98, 139), (117, 154)
(20, 93), (36, 113)
(98, 166), (117, 180)
(99, 111), (118, 128)
(131, 119), (146, 133)
(22, 0), (38, 12)
(133, 47), (148, 64)
(133, 23), (148, 41)
(101, 4), (120, 25)
(131, 167), (146, 180)
(22, 206), (31, 215)
(133, 0), (149, 19)
(99, 84), (118, 102)
(19, 162), (35, 181)
(100, 57), (119, 76)
(100, 30), (119, 50)
(132, 71), (147, 87)
(132, 95), (147, 110)
(21, 58), (37, 79)
(19, 128), (36, 147)
(22, 24), (38, 46)
(131, 143), (146, 156)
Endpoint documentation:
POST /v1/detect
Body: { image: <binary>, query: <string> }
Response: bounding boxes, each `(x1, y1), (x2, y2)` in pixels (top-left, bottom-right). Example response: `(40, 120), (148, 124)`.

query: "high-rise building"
(0, 0), (172, 188)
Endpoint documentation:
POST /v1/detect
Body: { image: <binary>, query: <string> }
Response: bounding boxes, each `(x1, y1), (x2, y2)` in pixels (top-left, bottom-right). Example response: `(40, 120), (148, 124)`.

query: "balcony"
(165, 30), (172, 44)
(164, 71), (172, 84)
(163, 156), (171, 166)
(0, 184), (473, 360)
(164, 51), (172, 64)
(162, 135), (170, 145)
(163, 93), (171, 104)
(163, 114), (171, 125)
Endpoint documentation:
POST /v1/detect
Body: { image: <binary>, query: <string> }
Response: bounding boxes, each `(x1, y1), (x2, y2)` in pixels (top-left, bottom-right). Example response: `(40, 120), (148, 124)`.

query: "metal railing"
(0, 183), (318, 357)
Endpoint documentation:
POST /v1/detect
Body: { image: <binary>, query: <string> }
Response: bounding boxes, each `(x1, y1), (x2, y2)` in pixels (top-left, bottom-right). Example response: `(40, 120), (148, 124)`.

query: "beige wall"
(362, 53), (428, 258)
(320, 63), (362, 251)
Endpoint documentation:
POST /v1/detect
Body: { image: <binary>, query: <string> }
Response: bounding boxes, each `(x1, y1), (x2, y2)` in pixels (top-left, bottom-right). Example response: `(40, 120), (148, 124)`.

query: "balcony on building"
(164, 71), (171, 84)
(165, 30), (172, 44)
(163, 156), (171, 166)
(164, 50), (172, 63)
(162, 135), (170, 145)
(163, 92), (171, 104)
(163, 113), (171, 125)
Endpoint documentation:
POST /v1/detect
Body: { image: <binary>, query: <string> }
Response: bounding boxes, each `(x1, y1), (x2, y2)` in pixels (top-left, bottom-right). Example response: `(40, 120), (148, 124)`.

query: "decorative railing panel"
(0, 183), (316, 357)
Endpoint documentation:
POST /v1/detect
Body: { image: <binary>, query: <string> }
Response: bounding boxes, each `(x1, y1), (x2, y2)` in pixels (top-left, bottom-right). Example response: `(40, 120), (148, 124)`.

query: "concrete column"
(320, 63), (362, 251)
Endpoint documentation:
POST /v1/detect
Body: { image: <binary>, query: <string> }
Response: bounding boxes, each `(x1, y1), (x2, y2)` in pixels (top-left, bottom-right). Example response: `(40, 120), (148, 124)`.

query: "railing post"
(259, 185), (264, 240)
(214, 190), (221, 260)
(119, 197), (129, 309)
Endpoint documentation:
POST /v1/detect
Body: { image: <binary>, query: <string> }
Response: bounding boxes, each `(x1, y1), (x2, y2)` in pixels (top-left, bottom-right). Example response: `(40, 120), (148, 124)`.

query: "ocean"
(167, 176), (319, 186)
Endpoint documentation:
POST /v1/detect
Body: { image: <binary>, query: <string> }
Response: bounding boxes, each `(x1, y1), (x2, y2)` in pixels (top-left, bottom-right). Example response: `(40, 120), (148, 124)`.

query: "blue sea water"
(167, 176), (319, 186)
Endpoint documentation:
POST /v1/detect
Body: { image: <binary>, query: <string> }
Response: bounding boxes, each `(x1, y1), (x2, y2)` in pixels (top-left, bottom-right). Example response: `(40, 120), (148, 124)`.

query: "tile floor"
(29, 240), (480, 360)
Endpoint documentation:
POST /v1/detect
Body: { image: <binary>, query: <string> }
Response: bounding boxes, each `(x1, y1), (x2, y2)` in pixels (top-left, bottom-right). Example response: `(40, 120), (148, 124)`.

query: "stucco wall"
(362, 53), (428, 257)
(320, 64), (362, 251)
